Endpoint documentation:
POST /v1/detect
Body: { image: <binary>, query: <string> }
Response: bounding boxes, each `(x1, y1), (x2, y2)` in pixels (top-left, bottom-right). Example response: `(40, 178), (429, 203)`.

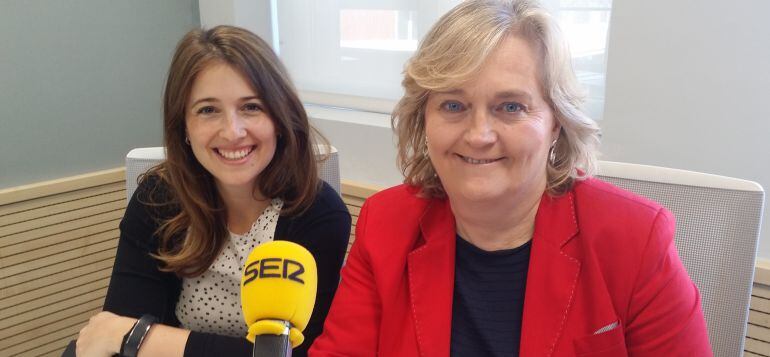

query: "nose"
(220, 110), (247, 141)
(464, 109), (497, 147)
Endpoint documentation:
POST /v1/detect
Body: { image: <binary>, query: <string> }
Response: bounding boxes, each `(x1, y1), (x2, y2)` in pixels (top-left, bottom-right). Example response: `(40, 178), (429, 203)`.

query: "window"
(276, 0), (612, 120)
(549, 0), (612, 119)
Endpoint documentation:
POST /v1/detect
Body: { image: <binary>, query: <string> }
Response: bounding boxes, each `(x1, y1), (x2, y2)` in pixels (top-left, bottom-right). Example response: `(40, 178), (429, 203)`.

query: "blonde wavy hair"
(393, 0), (601, 197)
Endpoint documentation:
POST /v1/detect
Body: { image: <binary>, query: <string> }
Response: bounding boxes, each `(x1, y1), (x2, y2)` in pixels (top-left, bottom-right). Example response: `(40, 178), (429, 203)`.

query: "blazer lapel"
(520, 192), (581, 357)
(407, 198), (456, 357)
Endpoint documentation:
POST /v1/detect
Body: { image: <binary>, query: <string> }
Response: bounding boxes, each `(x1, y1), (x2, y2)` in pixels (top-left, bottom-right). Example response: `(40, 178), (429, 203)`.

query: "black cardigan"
(102, 176), (351, 357)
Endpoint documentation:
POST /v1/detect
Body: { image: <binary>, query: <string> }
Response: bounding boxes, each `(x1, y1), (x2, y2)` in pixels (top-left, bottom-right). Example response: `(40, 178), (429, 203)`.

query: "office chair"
(597, 161), (765, 357)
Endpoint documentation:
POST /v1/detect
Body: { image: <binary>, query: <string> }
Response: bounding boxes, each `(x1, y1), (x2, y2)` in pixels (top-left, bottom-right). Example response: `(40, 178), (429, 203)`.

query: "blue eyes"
(442, 101), (464, 112)
(501, 102), (523, 113)
(438, 101), (525, 114)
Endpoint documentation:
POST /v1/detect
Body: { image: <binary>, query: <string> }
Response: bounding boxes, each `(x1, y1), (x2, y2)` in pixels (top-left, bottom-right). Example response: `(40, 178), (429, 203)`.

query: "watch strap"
(120, 314), (157, 357)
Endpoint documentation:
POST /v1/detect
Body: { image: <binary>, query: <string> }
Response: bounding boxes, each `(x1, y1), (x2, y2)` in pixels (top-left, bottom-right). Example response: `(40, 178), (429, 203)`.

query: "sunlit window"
(340, 9), (418, 51)
(277, 0), (612, 119)
(552, 0), (612, 118)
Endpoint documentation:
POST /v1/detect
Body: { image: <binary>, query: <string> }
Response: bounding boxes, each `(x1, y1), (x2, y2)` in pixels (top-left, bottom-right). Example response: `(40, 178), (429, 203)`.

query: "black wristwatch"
(119, 314), (157, 357)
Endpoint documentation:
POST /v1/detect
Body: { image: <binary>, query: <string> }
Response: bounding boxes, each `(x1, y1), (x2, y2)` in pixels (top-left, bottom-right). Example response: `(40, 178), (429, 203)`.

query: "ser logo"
(242, 258), (305, 286)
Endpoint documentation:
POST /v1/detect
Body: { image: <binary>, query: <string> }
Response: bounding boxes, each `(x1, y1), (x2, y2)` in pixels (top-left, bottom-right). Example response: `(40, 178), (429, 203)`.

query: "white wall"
(198, 0), (273, 47)
(0, 0), (198, 189)
(307, 106), (402, 188)
(198, 0), (234, 28)
(601, 1), (770, 257)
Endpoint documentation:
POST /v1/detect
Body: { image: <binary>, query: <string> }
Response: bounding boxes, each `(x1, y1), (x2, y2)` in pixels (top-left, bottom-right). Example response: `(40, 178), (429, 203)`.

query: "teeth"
(461, 156), (497, 164)
(218, 147), (253, 160)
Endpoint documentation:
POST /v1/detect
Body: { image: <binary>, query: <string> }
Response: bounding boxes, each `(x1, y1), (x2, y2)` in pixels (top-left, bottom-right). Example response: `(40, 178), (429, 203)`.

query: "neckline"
(455, 234), (532, 256)
(228, 198), (283, 238)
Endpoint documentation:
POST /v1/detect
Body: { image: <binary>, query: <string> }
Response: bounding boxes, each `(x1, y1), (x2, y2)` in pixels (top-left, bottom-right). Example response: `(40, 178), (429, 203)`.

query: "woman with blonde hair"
(75, 26), (350, 357)
(312, 0), (711, 355)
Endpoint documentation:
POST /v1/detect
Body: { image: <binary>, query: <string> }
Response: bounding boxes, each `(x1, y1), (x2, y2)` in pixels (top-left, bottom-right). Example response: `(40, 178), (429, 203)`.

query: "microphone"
(240, 241), (317, 357)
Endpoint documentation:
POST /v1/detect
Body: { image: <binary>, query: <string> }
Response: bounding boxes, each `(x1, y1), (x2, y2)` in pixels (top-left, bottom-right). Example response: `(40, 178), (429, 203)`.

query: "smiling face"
(185, 62), (277, 194)
(424, 35), (559, 205)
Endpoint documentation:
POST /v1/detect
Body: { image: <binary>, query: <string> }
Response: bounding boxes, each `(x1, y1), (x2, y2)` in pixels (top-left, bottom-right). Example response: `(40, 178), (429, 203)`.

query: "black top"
(450, 235), (532, 357)
(102, 175), (351, 357)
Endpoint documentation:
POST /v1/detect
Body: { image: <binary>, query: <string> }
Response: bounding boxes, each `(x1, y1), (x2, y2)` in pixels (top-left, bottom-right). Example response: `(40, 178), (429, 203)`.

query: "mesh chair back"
(597, 161), (765, 357)
(125, 145), (340, 201)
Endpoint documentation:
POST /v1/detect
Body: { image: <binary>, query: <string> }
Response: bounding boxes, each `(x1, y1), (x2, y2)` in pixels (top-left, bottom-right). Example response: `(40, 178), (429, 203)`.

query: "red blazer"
(311, 179), (711, 356)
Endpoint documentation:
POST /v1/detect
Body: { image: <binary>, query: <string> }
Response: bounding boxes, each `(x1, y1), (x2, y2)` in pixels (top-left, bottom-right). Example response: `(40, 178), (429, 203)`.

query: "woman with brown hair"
(75, 26), (350, 357)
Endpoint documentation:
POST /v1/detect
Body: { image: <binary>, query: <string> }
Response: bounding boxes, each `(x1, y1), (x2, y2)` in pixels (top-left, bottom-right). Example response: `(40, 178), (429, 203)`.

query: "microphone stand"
(252, 320), (292, 357)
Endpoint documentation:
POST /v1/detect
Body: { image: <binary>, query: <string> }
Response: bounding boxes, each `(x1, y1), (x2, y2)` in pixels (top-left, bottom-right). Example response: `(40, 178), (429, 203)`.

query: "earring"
(548, 138), (558, 166)
(424, 137), (439, 178)
(185, 136), (190, 145)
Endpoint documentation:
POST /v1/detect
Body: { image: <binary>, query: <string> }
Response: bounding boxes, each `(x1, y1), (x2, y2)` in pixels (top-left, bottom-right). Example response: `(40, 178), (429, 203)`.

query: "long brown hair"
(145, 26), (324, 277)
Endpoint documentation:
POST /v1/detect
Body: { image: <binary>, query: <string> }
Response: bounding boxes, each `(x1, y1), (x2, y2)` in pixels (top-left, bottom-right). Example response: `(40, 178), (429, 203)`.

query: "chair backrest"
(596, 161), (765, 357)
(125, 145), (341, 201)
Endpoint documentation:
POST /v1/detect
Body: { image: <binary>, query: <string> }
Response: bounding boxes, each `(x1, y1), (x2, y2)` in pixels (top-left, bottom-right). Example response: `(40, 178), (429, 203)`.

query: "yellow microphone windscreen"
(240, 240), (317, 346)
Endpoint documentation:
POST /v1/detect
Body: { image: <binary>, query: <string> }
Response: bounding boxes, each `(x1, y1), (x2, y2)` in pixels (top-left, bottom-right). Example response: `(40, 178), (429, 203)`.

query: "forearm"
(137, 324), (191, 357)
(77, 312), (189, 357)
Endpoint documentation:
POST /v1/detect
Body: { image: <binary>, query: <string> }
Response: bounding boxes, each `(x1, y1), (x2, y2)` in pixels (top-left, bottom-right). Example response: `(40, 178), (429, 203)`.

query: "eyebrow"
(189, 96), (261, 108)
(494, 90), (533, 102)
(442, 89), (465, 95)
(435, 89), (533, 102)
